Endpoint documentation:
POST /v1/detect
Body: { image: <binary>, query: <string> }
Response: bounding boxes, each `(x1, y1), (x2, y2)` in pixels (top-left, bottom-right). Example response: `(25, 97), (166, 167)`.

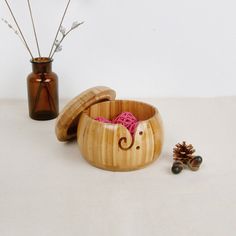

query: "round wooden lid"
(55, 86), (116, 141)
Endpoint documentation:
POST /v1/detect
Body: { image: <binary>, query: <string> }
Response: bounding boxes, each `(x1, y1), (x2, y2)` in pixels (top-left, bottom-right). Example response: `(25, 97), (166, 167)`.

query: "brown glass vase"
(27, 57), (59, 120)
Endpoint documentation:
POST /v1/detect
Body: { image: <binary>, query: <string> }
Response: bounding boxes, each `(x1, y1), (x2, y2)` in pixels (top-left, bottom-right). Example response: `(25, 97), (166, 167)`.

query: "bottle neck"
(31, 57), (53, 73)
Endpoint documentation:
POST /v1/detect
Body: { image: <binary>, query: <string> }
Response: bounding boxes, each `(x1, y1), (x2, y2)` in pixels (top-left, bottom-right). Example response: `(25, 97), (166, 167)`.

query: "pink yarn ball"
(95, 112), (139, 136)
(112, 112), (138, 136)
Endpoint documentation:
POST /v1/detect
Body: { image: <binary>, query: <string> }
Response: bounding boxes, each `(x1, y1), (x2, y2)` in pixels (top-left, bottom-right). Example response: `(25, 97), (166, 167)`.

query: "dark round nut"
(171, 161), (184, 174)
(188, 156), (203, 171)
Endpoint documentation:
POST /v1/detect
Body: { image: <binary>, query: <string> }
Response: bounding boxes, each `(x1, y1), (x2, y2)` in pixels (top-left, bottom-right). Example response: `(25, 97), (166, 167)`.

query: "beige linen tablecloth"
(0, 97), (235, 236)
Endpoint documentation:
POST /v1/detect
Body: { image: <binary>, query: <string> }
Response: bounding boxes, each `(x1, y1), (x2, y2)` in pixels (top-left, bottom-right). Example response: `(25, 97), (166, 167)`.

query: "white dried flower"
(2, 18), (19, 36)
(1, 18), (7, 24)
(2, 18), (8, 25)
(54, 39), (60, 46)
(55, 45), (62, 52)
(71, 21), (84, 30)
(71, 21), (79, 29)
(60, 26), (66, 36)
(2, 18), (28, 48)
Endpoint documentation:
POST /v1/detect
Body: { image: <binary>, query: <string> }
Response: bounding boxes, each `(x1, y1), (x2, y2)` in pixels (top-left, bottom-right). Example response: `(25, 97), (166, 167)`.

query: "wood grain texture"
(55, 86), (116, 141)
(77, 100), (164, 171)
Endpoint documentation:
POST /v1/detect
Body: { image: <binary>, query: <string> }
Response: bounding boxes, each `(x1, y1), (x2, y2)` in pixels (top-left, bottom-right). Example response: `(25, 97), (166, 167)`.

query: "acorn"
(187, 156), (203, 171)
(171, 160), (184, 174)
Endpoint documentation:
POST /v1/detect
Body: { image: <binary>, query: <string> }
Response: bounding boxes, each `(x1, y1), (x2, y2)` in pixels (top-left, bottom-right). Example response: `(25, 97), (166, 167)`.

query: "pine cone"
(173, 141), (195, 165)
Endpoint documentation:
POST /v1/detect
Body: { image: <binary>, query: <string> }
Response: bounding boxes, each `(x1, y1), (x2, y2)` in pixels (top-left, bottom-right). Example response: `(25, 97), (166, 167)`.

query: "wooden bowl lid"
(55, 86), (116, 141)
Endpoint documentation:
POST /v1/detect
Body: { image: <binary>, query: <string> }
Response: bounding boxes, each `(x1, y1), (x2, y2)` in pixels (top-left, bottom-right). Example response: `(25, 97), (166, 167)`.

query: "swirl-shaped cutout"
(118, 137), (135, 150)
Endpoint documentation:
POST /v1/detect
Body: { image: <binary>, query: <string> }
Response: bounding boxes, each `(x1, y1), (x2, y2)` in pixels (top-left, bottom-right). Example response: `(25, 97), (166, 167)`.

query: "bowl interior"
(84, 100), (156, 121)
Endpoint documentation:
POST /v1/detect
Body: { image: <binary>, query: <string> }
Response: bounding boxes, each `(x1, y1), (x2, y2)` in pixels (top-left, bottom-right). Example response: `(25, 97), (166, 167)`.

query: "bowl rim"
(82, 99), (159, 125)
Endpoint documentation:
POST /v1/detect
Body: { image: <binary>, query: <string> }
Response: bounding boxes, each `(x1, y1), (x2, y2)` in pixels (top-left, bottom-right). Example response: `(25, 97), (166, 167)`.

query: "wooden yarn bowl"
(77, 100), (164, 171)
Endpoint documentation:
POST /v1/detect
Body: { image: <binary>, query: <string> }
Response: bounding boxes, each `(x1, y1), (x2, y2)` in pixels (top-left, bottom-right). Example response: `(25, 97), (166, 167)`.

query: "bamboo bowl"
(77, 100), (164, 171)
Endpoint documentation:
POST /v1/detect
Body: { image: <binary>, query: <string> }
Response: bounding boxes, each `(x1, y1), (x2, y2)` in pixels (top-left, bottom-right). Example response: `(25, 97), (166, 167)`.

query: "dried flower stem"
(27, 0), (41, 57)
(4, 0), (34, 59)
(32, 73), (56, 115)
(51, 21), (84, 58)
(48, 0), (71, 58)
(2, 18), (27, 48)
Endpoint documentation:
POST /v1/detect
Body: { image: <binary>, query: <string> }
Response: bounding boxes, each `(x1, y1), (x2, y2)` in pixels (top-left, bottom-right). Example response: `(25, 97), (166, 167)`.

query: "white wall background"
(0, 0), (236, 99)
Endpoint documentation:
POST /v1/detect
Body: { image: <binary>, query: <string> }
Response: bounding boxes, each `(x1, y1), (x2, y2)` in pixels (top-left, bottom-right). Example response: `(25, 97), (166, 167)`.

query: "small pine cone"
(173, 141), (195, 165)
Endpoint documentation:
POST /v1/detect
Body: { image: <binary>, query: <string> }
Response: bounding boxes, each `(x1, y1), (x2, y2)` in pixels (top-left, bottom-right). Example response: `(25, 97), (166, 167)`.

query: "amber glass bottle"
(27, 57), (59, 120)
